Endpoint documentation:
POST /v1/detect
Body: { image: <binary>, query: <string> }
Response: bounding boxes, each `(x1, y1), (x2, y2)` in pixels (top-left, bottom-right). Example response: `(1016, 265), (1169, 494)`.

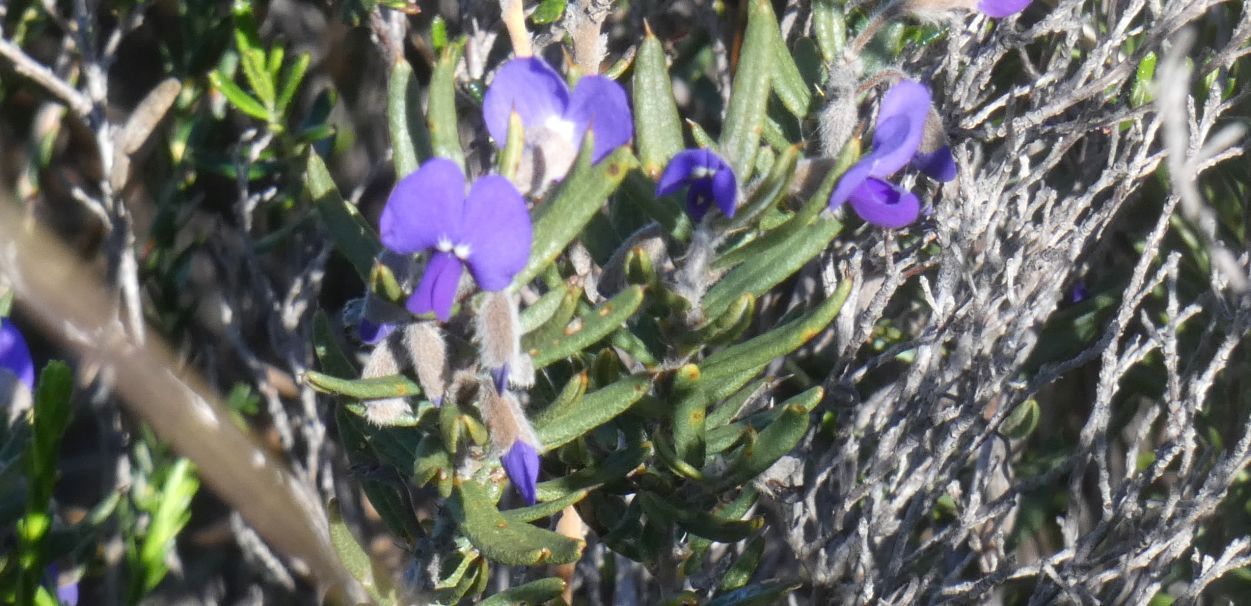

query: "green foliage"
(126, 459), (199, 605)
(12, 363), (73, 605)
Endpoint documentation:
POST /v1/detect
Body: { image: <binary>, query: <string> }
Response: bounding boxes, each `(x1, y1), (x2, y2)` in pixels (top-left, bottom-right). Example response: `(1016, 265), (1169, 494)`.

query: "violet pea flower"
(501, 439), (540, 505)
(978, 0), (1031, 17)
(656, 149), (738, 222)
(0, 318), (34, 388)
(380, 159), (533, 322)
(482, 57), (632, 186)
(829, 79), (954, 229)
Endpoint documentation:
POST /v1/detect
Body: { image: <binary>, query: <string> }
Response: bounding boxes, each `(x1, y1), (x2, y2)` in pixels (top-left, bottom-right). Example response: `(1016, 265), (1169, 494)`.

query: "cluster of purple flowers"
(363, 0), (1030, 503)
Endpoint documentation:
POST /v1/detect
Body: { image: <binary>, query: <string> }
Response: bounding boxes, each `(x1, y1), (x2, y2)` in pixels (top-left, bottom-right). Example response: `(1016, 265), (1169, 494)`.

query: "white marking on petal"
(436, 237), (454, 252)
(543, 115), (578, 145)
(691, 166), (716, 179)
(453, 243), (471, 259)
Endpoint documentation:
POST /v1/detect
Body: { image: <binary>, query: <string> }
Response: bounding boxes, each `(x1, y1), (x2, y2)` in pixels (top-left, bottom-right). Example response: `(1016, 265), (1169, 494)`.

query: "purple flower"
(501, 439), (539, 505)
(830, 80), (947, 229)
(978, 0), (1031, 17)
(656, 149), (738, 221)
(358, 318), (396, 345)
(380, 159), (533, 321)
(482, 57), (632, 182)
(0, 318), (34, 388)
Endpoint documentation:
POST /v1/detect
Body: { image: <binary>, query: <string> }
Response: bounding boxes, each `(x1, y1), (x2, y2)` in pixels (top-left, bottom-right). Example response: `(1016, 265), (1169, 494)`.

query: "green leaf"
(812, 0), (846, 64)
(684, 488), (759, 575)
(329, 500), (389, 603)
(701, 278), (851, 402)
(209, 71), (271, 121)
(514, 143), (637, 287)
(481, 578), (566, 605)
(770, 36), (812, 119)
(427, 39), (466, 170)
(671, 365), (707, 467)
(1002, 398), (1040, 440)
(312, 310), (358, 377)
(533, 372), (589, 426)
(529, 285), (646, 369)
(231, 2), (274, 109)
(720, 0), (778, 180)
(706, 377), (768, 428)
(701, 216), (842, 322)
(305, 370), (422, 400)
(707, 581), (802, 606)
(520, 283), (571, 334)
(16, 361), (73, 605)
(497, 111), (525, 181)
(276, 52), (310, 118)
(335, 408), (423, 543)
(709, 397), (814, 490)
(633, 28), (684, 177)
(529, 0), (567, 24)
(534, 374), (652, 450)
(452, 478), (585, 565)
(715, 149), (851, 271)
(1130, 51), (1157, 108)
(725, 143), (800, 231)
(502, 489), (589, 523)
(534, 443), (650, 501)
(388, 59), (434, 176)
(720, 535), (766, 591)
(638, 492), (762, 543)
(707, 387), (823, 454)
(306, 151), (383, 281)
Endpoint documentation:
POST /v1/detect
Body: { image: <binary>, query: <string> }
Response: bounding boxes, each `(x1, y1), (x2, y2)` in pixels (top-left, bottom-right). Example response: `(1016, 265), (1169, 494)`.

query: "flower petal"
(483, 58), (570, 148)
(461, 175), (533, 291)
(358, 319), (396, 345)
(828, 160), (874, 210)
(978, 0), (1031, 17)
(868, 80), (932, 177)
(380, 158), (466, 254)
(656, 149), (706, 196)
(0, 318), (34, 388)
(501, 439), (540, 505)
(685, 181), (714, 222)
(565, 75), (633, 162)
(912, 145), (957, 182)
(710, 162), (738, 218)
(407, 252), (464, 321)
(848, 177), (921, 229)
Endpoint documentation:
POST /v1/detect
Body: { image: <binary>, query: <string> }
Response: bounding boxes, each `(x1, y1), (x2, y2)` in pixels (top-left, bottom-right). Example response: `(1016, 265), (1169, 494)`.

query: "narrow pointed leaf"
(515, 143), (637, 287)
(771, 36), (812, 118)
(481, 578), (567, 605)
(534, 443), (650, 501)
(633, 30), (684, 177)
(305, 370), (422, 400)
(210, 72), (271, 121)
(520, 283), (571, 333)
(427, 40), (466, 170)
(307, 152), (382, 281)
(388, 58), (433, 176)
(452, 478), (585, 565)
(719, 0), (778, 180)
(638, 493), (762, 543)
(528, 285), (645, 369)
(701, 278), (851, 401)
(534, 374), (651, 450)
(702, 216), (842, 322)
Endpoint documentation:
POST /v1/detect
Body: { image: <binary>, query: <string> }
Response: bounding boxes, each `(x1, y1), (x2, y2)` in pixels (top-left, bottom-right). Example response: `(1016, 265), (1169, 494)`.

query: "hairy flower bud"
(818, 64), (860, 158)
(476, 291), (533, 391)
(359, 321), (449, 424)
